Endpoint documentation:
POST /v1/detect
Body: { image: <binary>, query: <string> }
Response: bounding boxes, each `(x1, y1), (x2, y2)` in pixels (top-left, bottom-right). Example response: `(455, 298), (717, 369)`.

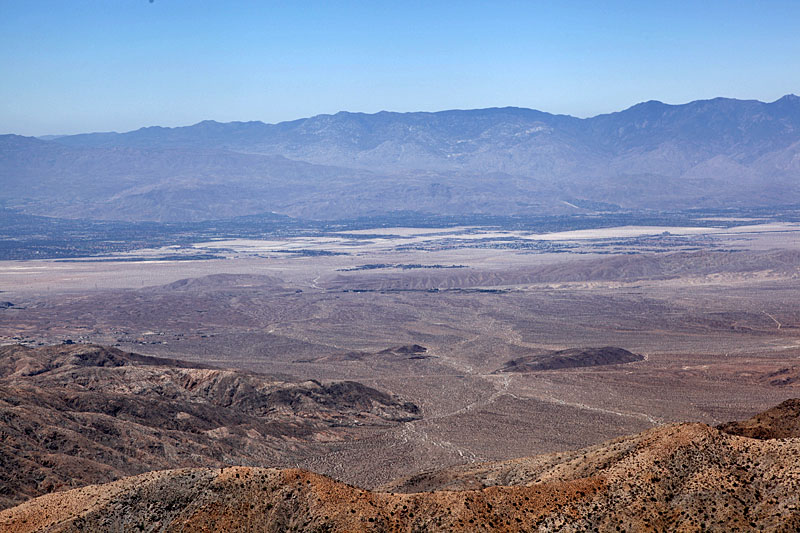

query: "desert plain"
(2, 221), (799, 494)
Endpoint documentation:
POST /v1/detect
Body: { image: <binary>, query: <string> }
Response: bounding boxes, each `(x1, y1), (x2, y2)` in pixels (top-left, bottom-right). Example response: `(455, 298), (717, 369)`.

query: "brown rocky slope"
(2, 402), (800, 532)
(0, 344), (420, 510)
(717, 398), (800, 439)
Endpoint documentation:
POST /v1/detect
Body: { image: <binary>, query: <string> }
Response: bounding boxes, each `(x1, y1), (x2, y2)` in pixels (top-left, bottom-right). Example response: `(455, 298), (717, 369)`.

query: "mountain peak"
(636, 99), (666, 107)
(772, 93), (800, 105)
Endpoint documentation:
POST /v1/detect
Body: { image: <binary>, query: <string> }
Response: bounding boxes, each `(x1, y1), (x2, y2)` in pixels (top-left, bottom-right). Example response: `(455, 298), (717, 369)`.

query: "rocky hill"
(717, 398), (800, 439)
(2, 401), (800, 531)
(296, 344), (431, 363)
(0, 344), (420, 510)
(495, 346), (644, 373)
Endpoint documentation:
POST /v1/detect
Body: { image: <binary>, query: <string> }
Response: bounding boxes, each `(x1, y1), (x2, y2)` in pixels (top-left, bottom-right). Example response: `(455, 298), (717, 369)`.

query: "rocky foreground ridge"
(2, 399), (800, 532)
(0, 344), (420, 510)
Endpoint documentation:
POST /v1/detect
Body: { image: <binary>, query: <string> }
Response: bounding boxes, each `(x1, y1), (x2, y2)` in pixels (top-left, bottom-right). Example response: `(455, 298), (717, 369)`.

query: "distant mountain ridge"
(51, 95), (800, 165)
(3, 95), (800, 221)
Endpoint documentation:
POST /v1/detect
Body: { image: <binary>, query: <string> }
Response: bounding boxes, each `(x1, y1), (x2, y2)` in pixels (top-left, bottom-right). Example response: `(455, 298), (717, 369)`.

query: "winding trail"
(763, 311), (782, 329)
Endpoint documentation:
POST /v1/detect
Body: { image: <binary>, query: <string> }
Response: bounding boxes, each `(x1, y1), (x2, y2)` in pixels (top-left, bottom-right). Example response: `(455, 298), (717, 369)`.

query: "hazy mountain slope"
(1, 135), (570, 221)
(4, 95), (800, 221)
(3, 402), (800, 532)
(0, 344), (419, 510)
(0, 135), (384, 221)
(588, 96), (800, 156)
(53, 96), (800, 173)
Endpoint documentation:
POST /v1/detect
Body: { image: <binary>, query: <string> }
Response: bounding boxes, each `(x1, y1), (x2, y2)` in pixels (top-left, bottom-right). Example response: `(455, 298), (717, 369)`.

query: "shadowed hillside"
(0, 344), (420, 510)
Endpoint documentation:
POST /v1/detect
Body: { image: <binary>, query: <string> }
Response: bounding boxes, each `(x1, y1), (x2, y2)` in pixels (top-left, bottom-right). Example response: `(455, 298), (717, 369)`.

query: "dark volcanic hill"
(759, 367), (800, 387)
(495, 346), (644, 373)
(297, 344), (431, 363)
(0, 344), (420, 510)
(2, 401), (800, 532)
(2, 95), (800, 221)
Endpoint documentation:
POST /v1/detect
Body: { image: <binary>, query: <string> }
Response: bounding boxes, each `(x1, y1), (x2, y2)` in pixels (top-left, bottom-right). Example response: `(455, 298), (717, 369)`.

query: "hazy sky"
(2, 0), (799, 136)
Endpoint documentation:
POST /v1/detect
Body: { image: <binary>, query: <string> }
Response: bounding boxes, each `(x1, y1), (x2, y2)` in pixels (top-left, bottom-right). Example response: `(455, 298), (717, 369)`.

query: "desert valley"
(1, 209), (800, 530)
(3, 5), (800, 524)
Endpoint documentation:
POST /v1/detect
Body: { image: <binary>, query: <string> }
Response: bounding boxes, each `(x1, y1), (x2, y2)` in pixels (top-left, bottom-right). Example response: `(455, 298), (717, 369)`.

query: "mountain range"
(2, 95), (800, 221)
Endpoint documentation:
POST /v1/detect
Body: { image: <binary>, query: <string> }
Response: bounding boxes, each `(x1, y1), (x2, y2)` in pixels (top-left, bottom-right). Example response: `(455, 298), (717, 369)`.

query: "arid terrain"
(0, 343), (419, 510)
(2, 400), (800, 532)
(1, 221), (800, 529)
(5, 0), (800, 528)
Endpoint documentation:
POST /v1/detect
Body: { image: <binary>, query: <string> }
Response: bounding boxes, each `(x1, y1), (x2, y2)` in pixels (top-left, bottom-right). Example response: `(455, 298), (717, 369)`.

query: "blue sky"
(2, 0), (799, 135)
